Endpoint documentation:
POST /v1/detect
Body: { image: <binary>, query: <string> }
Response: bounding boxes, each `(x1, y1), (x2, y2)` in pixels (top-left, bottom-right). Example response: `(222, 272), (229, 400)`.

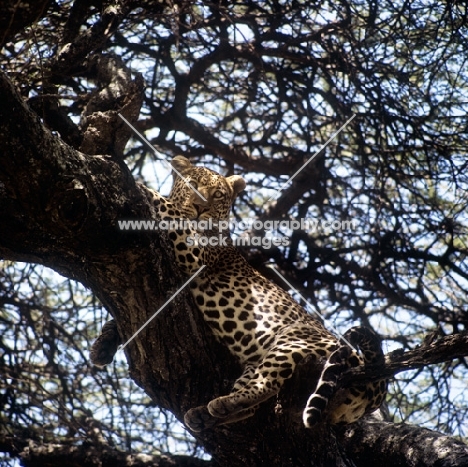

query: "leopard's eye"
(213, 189), (224, 199)
(188, 180), (198, 190)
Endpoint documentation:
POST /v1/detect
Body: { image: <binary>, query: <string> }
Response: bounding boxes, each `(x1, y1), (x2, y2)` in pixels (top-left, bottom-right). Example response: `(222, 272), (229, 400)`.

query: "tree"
(1, 0), (468, 465)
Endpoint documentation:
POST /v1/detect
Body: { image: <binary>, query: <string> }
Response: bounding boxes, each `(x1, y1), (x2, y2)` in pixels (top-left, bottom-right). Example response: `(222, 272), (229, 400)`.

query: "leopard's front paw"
(184, 406), (219, 432)
(207, 395), (235, 418)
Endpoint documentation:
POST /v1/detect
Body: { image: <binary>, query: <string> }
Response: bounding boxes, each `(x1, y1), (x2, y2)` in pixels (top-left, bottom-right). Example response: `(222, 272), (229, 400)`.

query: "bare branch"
(339, 331), (468, 385)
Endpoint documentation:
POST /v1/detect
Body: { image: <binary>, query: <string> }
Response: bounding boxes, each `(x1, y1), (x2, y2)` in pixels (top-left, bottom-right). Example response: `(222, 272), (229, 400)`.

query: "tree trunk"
(1, 69), (467, 466)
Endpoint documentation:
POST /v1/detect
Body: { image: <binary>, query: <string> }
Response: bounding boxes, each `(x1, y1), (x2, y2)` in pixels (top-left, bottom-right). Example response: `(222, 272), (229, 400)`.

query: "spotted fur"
(91, 156), (387, 431)
(303, 326), (387, 427)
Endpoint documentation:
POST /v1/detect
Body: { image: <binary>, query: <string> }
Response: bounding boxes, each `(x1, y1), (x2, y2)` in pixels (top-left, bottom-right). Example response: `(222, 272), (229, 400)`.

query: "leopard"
(90, 155), (387, 431)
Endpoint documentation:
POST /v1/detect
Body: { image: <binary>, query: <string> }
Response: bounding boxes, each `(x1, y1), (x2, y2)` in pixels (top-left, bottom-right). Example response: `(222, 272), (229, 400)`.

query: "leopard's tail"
(302, 326), (385, 428)
(90, 319), (121, 367)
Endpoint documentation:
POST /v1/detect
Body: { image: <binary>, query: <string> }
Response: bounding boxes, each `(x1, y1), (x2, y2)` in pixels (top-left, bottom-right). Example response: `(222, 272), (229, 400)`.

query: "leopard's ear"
(171, 156), (192, 176)
(227, 175), (246, 197)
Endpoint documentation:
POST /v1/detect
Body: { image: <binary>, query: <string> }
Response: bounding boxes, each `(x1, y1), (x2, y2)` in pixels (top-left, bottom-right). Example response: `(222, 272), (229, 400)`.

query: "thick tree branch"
(0, 436), (211, 467)
(338, 419), (468, 467)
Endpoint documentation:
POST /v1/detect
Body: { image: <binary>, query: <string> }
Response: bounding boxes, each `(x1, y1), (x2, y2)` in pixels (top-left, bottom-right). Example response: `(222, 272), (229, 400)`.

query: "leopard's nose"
(195, 204), (209, 217)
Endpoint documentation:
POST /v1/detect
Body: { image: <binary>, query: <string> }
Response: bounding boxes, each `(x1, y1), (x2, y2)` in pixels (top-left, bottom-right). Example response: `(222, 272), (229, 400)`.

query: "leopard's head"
(169, 156), (245, 221)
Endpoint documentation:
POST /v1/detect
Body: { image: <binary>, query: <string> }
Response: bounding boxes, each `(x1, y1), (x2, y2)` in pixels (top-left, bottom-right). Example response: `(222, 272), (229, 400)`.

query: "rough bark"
(1, 68), (467, 466)
(0, 435), (210, 467)
(338, 420), (468, 467)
